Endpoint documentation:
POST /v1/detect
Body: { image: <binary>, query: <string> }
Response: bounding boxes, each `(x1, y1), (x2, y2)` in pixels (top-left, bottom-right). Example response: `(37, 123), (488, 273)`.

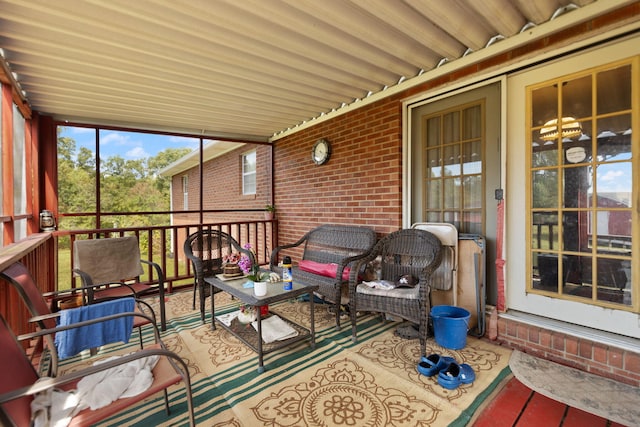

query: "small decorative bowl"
(237, 308), (257, 324)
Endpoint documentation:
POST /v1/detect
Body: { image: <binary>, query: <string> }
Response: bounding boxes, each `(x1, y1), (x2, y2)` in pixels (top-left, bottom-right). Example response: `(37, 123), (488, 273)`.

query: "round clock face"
(312, 138), (331, 165)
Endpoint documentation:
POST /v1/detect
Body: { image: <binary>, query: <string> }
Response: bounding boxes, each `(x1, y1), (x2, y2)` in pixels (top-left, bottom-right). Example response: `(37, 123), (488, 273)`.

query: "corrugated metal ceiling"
(0, 0), (622, 142)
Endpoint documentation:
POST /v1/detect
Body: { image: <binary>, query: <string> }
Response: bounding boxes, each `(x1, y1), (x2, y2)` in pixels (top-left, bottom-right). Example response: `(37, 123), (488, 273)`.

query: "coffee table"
(204, 273), (318, 373)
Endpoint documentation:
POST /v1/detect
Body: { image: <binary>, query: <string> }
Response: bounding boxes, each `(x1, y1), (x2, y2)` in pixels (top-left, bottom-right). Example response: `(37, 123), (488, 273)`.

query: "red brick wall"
(273, 93), (405, 248)
(493, 315), (640, 387)
(170, 143), (275, 263)
(171, 143), (272, 224)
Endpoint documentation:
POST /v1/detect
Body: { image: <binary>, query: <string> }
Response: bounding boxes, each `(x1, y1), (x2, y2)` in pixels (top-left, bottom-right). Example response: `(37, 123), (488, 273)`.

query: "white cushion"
(356, 283), (419, 300)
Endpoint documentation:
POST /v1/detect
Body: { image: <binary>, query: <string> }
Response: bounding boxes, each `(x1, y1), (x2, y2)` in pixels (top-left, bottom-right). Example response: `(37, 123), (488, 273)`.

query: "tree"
(57, 134), (192, 252)
(148, 148), (192, 194)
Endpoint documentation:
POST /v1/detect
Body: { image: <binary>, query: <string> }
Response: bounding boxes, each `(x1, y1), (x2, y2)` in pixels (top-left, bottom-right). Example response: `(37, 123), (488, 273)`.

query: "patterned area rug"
(59, 291), (512, 426)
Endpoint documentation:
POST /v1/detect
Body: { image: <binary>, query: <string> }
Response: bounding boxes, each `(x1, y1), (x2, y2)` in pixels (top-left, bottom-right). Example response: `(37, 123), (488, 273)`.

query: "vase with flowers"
(264, 204), (276, 220)
(222, 252), (243, 277)
(239, 243), (270, 314)
(238, 243), (269, 282)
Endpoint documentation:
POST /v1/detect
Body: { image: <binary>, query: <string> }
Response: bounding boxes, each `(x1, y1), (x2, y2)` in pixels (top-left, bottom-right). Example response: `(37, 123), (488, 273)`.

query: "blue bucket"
(431, 305), (470, 350)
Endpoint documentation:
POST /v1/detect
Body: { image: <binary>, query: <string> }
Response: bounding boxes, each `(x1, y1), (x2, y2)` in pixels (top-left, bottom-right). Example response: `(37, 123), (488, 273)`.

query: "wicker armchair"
(349, 228), (442, 356)
(269, 224), (376, 329)
(184, 229), (255, 322)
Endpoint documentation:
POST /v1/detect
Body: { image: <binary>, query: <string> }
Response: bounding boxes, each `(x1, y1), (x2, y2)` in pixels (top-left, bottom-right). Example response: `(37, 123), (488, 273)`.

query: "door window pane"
(463, 212), (482, 234)
(463, 105), (482, 139)
(443, 111), (460, 144)
(532, 85), (558, 127)
(443, 145), (460, 176)
(532, 212), (559, 250)
(562, 75), (592, 119)
(532, 170), (558, 208)
(463, 176), (482, 209)
(596, 114), (631, 161)
(463, 140), (482, 174)
(597, 66), (631, 114)
(595, 163), (632, 208)
(427, 148), (441, 178)
(528, 62), (634, 309)
(426, 180), (441, 209)
(443, 178), (460, 209)
(423, 102), (484, 234)
(426, 117), (440, 147)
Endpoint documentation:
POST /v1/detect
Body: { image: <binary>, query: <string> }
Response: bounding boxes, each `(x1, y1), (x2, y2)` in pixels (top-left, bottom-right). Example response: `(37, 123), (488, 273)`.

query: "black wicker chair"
(184, 229), (255, 322)
(349, 228), (443, 356)
(269, 224), (377, 329)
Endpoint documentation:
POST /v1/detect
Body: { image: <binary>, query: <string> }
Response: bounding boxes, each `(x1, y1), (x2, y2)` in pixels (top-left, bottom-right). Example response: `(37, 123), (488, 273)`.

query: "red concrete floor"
(472, 376), (627, 427)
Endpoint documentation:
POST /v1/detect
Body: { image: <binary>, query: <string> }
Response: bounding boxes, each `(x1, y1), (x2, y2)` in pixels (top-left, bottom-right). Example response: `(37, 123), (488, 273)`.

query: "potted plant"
(264, 204), (276, 220)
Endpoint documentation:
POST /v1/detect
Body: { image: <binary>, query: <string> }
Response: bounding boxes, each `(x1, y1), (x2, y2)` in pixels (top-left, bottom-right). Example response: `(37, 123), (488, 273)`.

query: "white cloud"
(126, 146), (148, 159)
(600, 170), (624, 181)
(101, 132), (130, 145)
(70, 127), (94, 134)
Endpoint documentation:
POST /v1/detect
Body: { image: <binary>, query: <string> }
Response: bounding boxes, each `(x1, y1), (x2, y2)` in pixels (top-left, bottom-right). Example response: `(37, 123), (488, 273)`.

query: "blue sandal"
(459, 363), (475, 384)
(417, 354), (455, 377)
(437, 362), (461, 389)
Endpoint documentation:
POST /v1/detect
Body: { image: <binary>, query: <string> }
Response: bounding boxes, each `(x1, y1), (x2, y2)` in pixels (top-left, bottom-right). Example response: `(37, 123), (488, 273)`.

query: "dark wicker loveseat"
(269, 224), (377, 329)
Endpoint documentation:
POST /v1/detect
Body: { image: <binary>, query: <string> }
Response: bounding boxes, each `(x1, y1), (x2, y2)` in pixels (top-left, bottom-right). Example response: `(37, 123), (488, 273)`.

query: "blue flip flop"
(417, 354), (455, 377)
(459, 363), (475, 384)
(437, 362), (461, 389)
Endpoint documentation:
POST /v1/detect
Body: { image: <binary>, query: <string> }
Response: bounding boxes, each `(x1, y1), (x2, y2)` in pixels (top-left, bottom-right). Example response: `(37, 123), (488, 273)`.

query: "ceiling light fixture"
(539, 117), (582, 141)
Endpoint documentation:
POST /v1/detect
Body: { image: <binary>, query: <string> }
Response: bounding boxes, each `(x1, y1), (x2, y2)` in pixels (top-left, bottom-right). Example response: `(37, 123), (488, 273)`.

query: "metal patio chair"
(0, 261), (156, 376)
(0, 311), (195, 426)
(73, 236), (167, 331)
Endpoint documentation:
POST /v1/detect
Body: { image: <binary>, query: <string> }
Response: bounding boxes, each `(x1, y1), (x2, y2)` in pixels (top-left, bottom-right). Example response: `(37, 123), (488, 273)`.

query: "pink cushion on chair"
(298, 260), (351, 281)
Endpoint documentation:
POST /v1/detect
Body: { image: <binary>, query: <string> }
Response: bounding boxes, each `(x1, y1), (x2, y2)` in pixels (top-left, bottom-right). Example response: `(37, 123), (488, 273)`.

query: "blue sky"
(60, 126), (199, 160)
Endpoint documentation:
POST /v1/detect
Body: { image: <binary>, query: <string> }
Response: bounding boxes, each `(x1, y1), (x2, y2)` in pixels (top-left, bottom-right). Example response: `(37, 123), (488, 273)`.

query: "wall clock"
(311, 138), (331, 165)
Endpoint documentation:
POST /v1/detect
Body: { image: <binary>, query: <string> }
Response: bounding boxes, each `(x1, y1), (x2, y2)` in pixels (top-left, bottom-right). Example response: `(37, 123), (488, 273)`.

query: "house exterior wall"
(273, 93), (405, 249)
(270, 9), (640, 383)
(170, 143), (274, 262)
(171, 143), (272, 225)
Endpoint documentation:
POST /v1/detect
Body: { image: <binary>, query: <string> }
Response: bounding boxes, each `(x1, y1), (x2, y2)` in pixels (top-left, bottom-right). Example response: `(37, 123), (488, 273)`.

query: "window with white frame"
(242, 150), (256, 195)
(182, 175), (188, 209)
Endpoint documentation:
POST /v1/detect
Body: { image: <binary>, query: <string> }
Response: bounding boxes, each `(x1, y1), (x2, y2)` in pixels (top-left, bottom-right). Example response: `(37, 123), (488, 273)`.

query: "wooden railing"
(0, 220), (277, 340)
(56, 220), (278, 292)
(0, 233), (55, 340)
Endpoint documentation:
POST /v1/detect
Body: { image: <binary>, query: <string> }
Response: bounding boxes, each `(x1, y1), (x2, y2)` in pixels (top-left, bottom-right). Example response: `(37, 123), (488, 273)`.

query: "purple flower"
(238, 255), (252, 274)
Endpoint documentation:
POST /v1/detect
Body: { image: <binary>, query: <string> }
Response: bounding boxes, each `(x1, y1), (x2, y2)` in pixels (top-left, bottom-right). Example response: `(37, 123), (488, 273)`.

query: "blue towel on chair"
(54, 298), (135, 360)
